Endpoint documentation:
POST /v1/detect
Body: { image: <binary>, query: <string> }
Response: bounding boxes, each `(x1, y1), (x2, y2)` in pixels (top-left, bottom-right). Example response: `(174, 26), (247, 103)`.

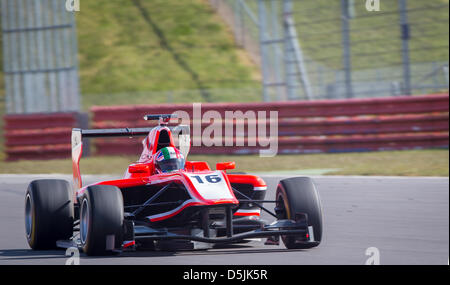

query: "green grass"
(0, 150), (448, 177)
(76, 0), (261, 106)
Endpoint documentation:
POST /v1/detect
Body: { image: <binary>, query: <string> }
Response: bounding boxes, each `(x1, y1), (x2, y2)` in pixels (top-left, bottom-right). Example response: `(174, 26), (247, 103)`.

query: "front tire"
(25, 179), (74, 250)
(276, 177), (323, 249)
(79, 185), (124, 256)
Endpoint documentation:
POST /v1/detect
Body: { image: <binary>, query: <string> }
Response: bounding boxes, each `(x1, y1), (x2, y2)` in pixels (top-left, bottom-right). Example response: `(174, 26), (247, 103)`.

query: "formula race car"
(24, 114), (323, 256)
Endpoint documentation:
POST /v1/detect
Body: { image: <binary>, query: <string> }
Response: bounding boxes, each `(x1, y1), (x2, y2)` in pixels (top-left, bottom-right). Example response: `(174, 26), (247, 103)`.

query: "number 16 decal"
(191, 174), (222, 184)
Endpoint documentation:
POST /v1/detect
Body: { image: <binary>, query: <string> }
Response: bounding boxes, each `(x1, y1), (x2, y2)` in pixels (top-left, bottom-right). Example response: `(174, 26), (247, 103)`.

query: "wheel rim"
(25, 194), (33, 238)
(80, 198), (90, 244)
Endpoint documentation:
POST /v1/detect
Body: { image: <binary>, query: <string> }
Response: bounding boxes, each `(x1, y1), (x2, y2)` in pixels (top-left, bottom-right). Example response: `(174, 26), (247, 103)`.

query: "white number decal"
(187, 172), (234, 200)
(191, 174), (221, 184)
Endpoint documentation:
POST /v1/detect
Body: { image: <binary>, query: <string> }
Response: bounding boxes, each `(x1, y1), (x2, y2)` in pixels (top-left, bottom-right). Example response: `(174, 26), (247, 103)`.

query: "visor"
(157, 158), (185, 173)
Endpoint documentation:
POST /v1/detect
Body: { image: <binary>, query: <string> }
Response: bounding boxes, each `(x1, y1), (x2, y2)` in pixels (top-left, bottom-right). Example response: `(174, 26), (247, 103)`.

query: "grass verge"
(0, 149), (447, 177)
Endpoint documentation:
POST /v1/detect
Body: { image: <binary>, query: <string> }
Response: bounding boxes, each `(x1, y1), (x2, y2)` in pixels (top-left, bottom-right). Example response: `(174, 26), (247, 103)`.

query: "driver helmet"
(155, 147), (185, 173)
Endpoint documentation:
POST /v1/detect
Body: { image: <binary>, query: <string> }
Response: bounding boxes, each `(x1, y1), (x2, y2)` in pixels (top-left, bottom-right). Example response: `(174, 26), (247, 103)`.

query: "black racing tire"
(79, 185), (124, 256)
(276, 177), (323, 249)
(25, 179), (74, 250)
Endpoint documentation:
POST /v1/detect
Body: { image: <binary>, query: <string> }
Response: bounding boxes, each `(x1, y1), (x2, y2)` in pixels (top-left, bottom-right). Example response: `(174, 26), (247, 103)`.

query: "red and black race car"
(25, 114), (323, 256)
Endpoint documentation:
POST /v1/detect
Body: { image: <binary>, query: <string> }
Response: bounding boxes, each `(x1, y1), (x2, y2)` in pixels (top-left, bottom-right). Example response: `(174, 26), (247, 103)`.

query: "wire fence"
(1, 0), (80, 114)
(211, 0), (449, 100)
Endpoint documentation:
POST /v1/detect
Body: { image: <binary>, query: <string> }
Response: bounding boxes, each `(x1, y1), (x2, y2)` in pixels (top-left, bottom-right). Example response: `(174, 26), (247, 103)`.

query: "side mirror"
(216, 162), (236, 171)
(129, 164), (150, 174)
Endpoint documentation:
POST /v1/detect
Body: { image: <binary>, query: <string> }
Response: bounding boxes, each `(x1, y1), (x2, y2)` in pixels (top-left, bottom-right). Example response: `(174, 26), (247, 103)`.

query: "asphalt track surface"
(0, 174), (448, 265)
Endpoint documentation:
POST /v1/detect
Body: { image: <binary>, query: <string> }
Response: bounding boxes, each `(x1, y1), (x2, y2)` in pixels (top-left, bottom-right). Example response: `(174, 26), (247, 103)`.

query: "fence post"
(258, 0), (270, 102)
(270, 0), (284, 101)
(283, 0), (296, 100)
(399, 0), (411, 95)
(70, 2), (81, 112)
(234, 0), (242, 47)
(444, 65), (449, 87)
(283, 0), (313, 100)
(340, 0), (353, 99)
(1, 0), (12, 112)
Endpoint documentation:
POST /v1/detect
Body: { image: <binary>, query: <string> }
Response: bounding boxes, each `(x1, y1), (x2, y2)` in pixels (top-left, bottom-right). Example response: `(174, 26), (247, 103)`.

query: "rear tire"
(276, 177), (323, 249)
(25, 179), (74, 250)
(79, 185), (124, 256)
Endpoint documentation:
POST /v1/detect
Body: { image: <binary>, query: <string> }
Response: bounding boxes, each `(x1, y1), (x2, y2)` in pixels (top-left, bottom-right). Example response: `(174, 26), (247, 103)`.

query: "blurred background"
(0, 0), (448, 176)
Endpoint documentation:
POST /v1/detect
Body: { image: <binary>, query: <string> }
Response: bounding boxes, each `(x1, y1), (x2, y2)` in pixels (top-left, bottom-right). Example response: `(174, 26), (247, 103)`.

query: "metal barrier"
(4, 112), (88, 160)
(3, 94), (447, 160)
(91, 93), (449, 156)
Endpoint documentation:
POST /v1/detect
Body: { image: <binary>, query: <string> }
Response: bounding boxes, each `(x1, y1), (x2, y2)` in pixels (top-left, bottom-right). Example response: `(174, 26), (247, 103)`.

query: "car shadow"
(107, 243), (307, 259)
(0, 248), (67, 261)
(0, 244), (308, 262)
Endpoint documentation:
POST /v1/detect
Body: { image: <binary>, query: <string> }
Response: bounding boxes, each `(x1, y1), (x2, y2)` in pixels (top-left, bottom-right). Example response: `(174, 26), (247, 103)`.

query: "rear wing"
(71, 125), (190, 189)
